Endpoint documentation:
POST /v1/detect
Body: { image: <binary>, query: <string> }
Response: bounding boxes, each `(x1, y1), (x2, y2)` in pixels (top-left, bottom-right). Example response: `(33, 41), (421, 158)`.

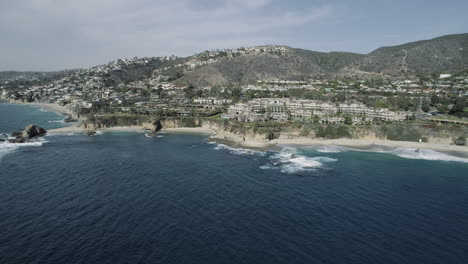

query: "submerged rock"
(9, 125), (47, 143)
(85, 131), (97, 136)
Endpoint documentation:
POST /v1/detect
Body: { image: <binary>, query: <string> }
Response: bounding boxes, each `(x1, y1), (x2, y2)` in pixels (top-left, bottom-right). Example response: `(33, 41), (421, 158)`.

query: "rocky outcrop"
(9, 125), (47, 143)
(64, 114), (78, 123)
(153, 120), (162, 132)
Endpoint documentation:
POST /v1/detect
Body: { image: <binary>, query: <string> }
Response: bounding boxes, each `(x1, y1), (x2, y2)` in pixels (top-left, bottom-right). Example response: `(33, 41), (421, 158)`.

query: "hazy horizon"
(1, 0), (467, 71)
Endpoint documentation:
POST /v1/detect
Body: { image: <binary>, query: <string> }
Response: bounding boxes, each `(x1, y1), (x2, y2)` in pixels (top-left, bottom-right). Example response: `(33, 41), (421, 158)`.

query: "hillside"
(343, 33), (468, 77)
(0, 71), (71, 82)
(2, 33), (467, 87)
(176, 33), (468, 86)
(176, 48), (368, 86)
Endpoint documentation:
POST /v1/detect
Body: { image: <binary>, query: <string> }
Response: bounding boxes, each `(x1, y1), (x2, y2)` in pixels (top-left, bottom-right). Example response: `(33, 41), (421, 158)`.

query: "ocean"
(1, 103), (468, 264)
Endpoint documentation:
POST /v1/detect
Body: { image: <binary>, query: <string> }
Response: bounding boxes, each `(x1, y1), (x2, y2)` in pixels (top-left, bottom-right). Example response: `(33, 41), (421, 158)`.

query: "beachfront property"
(193, 97), (232, 105)
(227, 98), (408, 124)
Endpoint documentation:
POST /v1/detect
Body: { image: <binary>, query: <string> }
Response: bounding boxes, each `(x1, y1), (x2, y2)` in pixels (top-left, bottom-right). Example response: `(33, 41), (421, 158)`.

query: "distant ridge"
(175, 33), (468, 86)
(1, 33), (467, 86)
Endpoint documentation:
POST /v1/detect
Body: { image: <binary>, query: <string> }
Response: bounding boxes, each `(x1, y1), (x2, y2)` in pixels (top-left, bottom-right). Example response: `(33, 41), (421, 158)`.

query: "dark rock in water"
(11, 132), (22, 137)
(22, 125), (47, 138)
(9, 125), (47, 143)
(153, 120), (162, 132)
(1, 133), (9, 141)
(85, 131), (97, 136)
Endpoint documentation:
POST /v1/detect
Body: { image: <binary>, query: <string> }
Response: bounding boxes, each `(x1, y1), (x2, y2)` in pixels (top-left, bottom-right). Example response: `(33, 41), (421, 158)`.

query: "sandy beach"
(273, 137), (468, 154)
(208, 128), (468, 155)
(47, 124), (468, 156)
(48, 124), (215, 135)
(162, 127), (214, 134)
(48, 125), (145, 134)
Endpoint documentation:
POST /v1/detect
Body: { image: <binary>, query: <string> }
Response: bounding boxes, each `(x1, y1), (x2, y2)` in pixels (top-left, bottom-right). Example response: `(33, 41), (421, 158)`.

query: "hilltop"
(1, 33), (467, 89)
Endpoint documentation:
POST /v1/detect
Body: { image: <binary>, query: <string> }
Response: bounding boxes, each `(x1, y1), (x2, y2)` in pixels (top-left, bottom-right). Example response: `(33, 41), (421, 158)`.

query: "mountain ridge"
(1, 33), (467, 87)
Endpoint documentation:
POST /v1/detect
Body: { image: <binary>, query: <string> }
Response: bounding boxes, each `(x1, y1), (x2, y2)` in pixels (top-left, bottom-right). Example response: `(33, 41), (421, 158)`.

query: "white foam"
(263, 147), (337, 174)
(385, 148), (468, 163)
(313, 145), (348, 153)
(48, 119), (66, 124)
(213, 143), (266, 156)
(145, 133), (164, 138)
(259, 164), (279, 170)
(0, 138), (46, 161)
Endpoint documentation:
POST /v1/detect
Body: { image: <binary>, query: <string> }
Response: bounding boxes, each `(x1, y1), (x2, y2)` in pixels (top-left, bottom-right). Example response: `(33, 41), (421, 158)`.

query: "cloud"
(0, 0), (334, 70)
(226, 0), (272, 9)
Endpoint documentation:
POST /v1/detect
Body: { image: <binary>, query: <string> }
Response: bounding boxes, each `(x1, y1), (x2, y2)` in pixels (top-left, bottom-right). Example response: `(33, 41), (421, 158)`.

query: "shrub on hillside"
(454, 136), (467, 146)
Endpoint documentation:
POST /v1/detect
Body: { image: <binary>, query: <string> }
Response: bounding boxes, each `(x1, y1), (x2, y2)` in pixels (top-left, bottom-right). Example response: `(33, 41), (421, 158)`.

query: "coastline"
(274, 138), (468, 155)
(208, 129), (468, 155)
(8, 101), (71, 116)
(48, 124), (215, 135)
(47, 123), (468, 155)
(8, 101), (467, 156)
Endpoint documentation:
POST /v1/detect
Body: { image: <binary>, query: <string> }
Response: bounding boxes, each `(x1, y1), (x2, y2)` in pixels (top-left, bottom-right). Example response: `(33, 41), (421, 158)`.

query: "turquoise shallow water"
(0, 103), (67, 134)
(1, 104), (468, 264)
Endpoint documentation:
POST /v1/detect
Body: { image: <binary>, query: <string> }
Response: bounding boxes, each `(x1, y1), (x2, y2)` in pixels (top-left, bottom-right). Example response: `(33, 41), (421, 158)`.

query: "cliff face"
(78, 116), (466, 147)
(79, 117), (202, 131)
(201, 121), (273, 147)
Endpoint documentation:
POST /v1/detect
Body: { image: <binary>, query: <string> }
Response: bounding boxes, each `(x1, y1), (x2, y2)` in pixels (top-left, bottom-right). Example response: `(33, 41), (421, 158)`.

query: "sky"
(1, 0), (467, 71)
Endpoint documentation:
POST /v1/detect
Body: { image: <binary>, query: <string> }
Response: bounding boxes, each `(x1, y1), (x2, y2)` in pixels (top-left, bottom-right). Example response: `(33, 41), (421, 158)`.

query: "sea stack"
(9, 125), (47, 143)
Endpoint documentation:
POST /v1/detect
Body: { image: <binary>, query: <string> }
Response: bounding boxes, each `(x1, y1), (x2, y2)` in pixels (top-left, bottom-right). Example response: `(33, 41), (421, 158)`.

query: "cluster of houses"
(1, 50), (467, 124)
(226, 98), (409, 124)
(197, 46), (287, 58)
(234, 77), (468, 96)
(154, 45), (289, 73)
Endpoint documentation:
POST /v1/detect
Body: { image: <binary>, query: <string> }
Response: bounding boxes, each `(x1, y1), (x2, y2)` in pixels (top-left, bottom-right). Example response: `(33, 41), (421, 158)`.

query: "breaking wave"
(263, 147), (337, 174)
(39, 107), (51, 113)
(306, 145), (468, 164)
(145, 133), (155, 138)
(314, 145), (348, 153)
(212, 143), (266, 156)
(0, 139), (47, 161)
(385, 148), (468, 163)
(144, 133), (165, 139)
(48, 119), (66, 124)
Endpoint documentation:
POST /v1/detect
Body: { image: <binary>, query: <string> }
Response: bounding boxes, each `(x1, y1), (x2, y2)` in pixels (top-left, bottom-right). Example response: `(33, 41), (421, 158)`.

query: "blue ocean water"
(0, 103), (67, 134)
(1, 103), (468, 264)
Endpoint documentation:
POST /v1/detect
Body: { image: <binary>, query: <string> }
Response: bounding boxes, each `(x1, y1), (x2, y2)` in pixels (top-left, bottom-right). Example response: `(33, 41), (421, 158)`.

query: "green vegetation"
(180, 117), (200, 127)
(315, 125), (351, 139)
(381, 124), (422, 142)
(454, 136), (467, 146)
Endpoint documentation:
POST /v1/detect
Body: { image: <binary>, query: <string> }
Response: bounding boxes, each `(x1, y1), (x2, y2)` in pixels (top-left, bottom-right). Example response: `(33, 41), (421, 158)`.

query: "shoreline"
(48, 124), (468, 155)
(272, 138), (468, 154)
(208, 130), (468, 155)
(48, 124), (215, 135)
(7, 101), (71, 116)
(7, 101), (467, 156)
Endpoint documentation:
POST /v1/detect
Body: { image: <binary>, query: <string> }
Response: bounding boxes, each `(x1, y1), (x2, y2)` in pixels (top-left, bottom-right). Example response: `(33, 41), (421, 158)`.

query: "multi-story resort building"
(227, 98), (408, 124)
